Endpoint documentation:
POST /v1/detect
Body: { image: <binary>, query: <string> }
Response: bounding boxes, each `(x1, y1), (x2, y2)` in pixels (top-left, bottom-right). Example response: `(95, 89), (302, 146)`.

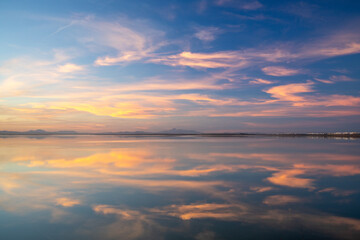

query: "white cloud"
(72, 17), (165, 66)
(57, 63), (84, 73)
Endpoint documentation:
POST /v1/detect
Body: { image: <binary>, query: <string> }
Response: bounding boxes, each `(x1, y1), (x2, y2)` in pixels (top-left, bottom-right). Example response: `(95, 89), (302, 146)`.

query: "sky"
(0, 0), (360, 133)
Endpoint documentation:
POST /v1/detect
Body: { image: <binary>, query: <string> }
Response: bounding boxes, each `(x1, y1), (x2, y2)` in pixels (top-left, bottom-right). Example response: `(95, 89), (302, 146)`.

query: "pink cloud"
(150, 51), (248, 69)
(264, 81), (314, 102)
(294, 95), (360, 107)
(262, 66), (301, 76)
(312, 42), (360, 57)
(249, 78), (273, 84)
(315, 75), (354, 84)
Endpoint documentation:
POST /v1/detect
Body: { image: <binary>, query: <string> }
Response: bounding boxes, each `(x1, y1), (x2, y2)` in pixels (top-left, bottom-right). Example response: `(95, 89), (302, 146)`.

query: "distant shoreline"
(0, 132), (359, 138)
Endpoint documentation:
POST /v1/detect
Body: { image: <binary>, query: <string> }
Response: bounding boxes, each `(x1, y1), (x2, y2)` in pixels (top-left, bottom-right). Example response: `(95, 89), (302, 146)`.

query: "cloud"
(263, 195), (302, 205)
(57, 63), (84, 73)
(150, 51), (248, 68)
(298, 32), (360, 59)
(194, 27), (220, 42)
(2, 136), (360, 240)
(267, 169), (314, 189)
(249, 78), (273, 84)
(215, 0), (263, 10)
(2, 16), (360, 130)
(294, 95), (360, 107)
(241, 1), (263, 10)
(310, 42), (360, 57)
(150, 29), (360, 72)
(315, 75), (354, 84)
(265, 81), (314, 102)
(251, 186), (274, 192)
(265, 82), (360, 107)
(157, 203), (247, 220)
(93, 205), (141, 220)
(282, 1), (319, 19)
(0, 50), (80, 98)
(65, 16), (165, 66)
(56, 197), (81, 207)
(49, 20), (76, 36)
(196, 0), (208, 14)
(262, 66), (300, 76)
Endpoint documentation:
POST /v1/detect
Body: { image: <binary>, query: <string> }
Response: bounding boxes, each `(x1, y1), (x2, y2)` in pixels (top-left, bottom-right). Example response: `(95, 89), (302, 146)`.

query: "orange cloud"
(56, 197), (81, 207)
(93, 205), (141, 220)
(267, 169), (314, 189)
(294, 164), (360, 177)
(157, 203), (247, 220)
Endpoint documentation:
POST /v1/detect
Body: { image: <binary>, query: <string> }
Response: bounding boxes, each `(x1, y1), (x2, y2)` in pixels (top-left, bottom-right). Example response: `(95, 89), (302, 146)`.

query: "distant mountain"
(112, 131), (149, 135)
(25, 129), (48, 134)
(159, 128), (200, 134)
(0, 128), (201, 135)
(0, 129), (78, 135)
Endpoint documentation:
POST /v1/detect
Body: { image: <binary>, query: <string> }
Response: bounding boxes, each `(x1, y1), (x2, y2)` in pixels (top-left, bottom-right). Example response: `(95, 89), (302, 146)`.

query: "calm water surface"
(0, 136), (359, 240)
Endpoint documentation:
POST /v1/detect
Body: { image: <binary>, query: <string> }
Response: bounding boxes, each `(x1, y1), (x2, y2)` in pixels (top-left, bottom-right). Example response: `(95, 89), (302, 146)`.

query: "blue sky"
(0, 0), (359, 132)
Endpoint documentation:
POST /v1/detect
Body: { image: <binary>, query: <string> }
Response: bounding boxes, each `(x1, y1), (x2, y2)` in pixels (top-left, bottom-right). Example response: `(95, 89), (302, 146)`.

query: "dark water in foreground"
(0, 136), (359, 240)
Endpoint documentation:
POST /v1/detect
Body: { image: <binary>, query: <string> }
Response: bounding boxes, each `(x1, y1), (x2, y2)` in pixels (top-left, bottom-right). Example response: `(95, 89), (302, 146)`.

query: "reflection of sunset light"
(267, 169), (314, 189)
(153, 203), (247, 221)
(263, 195), (302, 205)
(56, 198), (81, 207)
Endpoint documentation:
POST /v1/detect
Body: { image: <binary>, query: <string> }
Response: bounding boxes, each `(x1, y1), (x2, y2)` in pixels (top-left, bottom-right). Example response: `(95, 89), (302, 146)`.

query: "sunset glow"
(1, 0), (359, 132)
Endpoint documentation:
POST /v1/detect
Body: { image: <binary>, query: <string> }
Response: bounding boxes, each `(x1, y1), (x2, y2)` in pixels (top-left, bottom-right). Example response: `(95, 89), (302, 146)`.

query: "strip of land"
(0, 129), (359, 138)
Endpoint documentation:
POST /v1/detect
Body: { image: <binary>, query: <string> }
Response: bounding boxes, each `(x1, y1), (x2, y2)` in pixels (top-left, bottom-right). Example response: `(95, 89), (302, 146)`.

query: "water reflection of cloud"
(263, 195), (302, 205)
(56, 197), (81, 207)
(89, 201), (360, 239)
(156, 203), (248, 221)
(267, 169), (314, 189)
(0, 137), (359, 239)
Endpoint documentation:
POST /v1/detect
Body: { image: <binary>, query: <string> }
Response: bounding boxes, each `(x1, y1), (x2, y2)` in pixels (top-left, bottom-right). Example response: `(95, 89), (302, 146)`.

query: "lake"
(0, 135), (359, 240)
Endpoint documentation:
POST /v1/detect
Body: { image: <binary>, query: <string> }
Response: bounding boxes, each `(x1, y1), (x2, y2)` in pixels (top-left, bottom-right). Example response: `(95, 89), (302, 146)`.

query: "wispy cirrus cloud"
(263, 195), (302, 205)
(50, 16), (165, 66)
(315, 75), (354, 84)
(194, 27), (221, 42)
(249, 78), (274, 84)
(150, 51), (248, 68)
(215, 0), (263, 10)
(262, 66), (301, 76)
(150, 29), (360, 72)
(89, 19), (164, 66)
